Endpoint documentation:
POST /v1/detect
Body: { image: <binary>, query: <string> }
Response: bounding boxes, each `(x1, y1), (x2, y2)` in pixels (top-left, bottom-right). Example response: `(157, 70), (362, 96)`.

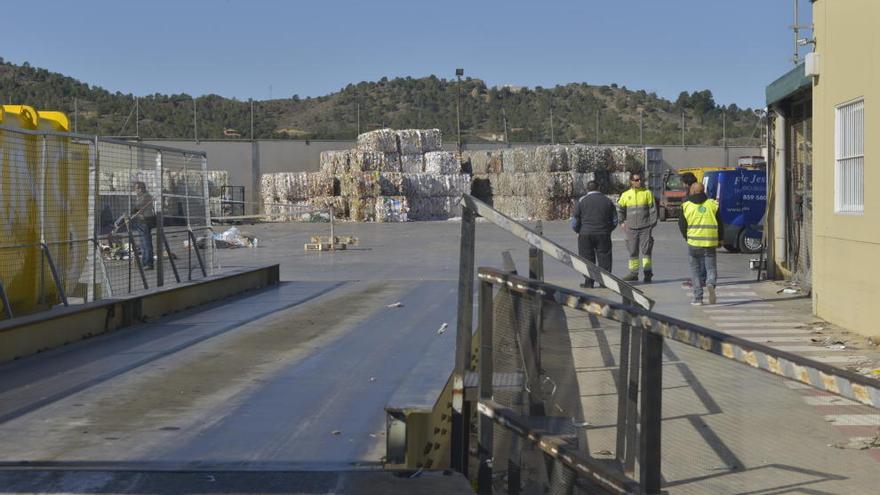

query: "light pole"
(456, 68), (464, 153)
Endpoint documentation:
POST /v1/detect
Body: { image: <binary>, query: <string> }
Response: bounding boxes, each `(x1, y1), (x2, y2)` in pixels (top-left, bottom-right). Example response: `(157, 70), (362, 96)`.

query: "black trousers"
(578, 233), (613, 285)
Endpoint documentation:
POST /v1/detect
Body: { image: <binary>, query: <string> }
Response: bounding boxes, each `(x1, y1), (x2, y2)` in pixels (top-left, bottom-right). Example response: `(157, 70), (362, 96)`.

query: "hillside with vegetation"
(0, 58), (763, 145)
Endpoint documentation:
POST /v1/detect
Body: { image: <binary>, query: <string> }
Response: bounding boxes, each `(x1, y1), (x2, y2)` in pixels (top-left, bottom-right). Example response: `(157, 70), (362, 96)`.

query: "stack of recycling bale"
(261, 172), (338, 221)
(315, 128), (466, 221)
(463, 144), (643, 221)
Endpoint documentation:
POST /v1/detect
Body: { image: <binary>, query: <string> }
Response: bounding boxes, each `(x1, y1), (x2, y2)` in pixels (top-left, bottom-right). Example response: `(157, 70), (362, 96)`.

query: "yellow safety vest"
(618, 188), (656, 229)
(682, 199), (720, 247)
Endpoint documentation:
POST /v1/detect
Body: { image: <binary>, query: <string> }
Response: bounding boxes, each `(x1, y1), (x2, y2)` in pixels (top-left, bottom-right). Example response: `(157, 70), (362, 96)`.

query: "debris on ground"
(592, 450), (613, 457)
(436, 323), (448, 335)
(571, 419), (590, 428)
(331, 430), (341, 436)
(778, 287), (800, 294)
(386, 302), (404, 308)
(829, 433), (880, 450)
(213, 227), (258, 248)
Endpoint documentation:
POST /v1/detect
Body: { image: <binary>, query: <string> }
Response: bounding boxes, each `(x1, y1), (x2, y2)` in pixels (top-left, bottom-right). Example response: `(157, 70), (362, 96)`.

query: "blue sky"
(2, 0), (812, 109)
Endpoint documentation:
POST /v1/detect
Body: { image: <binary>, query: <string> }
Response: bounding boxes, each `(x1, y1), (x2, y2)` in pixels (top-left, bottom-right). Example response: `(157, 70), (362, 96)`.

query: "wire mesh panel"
(0, 124), (215, 319)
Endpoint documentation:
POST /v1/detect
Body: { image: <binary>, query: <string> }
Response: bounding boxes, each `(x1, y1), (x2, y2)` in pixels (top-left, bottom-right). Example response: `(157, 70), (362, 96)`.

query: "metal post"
(40, 244), (69, 307)
(478, 280), (494, 495)
(0, 279), (14, 319)
(193, 97), (199, 143)
(187, 230), (208, 278)
(162, 233), (181, 283)
(87, 137), (98, 301)
(201, 154), (213, 274)
(127, 226), (149, 290)
(723, 111), (728, 165)
(528, 221), (545, 416)
(250, 99), (255, 140)
(456, 70), (463, 154)
(38, 136), (48, 304)
(452, 204), (476, 472)
(615, 314), (633, 466)
(624, 324), (642, 475)
(639, 326), (663, 494)
(155, 151), (164, 287)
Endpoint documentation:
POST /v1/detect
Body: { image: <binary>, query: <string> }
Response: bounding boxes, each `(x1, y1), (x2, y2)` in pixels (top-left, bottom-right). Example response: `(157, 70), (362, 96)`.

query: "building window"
(835, 99), (864, 214)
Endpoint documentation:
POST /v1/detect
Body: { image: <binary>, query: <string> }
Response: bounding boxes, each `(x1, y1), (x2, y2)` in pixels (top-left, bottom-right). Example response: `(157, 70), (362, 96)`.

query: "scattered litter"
(369, 377), (377, 382)
(572, 419), (591, 428)
(554, 404), (564, 413)
(813, 326), (825, 332)
(386, 302), (404, 308)
(331, 430), (342, 436)
(855, 367), (880, 377)
(436, 323), (448, 335)
(592, 450), (613, 457)
(213, 226), (258, 248)
(369, 433), (377, 438)
(826, 344), (846, 351)
(830, 435), (880, 450)
(778, 288), (799, 294)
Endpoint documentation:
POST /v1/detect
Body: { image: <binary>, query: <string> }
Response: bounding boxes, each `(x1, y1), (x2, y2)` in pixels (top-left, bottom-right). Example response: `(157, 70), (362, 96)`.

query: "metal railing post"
(87, 137), (98, 302)
(478, 279), (494, 495)
(39, 244), (68, 307)
(624, 322), (642, 475)
(639, 324), (663, 494)
(155, 151), (164, 287)
(201, 154), (214, 274)
(528, 221), (545, 416)
(0, 279), (13, 319)
(162, 231), (181, 283)
(187, 230), (208, 278)
(38, 135), (48, 305)
(452, 203), (476, 473)
(127, 225), (149, 290)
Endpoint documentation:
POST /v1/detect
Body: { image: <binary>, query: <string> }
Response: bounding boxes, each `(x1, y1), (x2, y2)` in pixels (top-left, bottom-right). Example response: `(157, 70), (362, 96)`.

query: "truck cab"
(702, 168), (766, 253)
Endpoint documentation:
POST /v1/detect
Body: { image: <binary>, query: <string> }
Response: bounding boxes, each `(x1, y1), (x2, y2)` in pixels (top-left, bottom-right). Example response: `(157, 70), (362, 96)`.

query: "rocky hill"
(0, 58), (762, 145)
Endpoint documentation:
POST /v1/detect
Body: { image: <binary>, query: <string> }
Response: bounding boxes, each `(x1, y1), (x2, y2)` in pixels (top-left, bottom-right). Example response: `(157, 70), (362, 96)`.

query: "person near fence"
(571, 180), (618, 288)
(132, 181), (156, 270)
(678, 183), (723, 305)
(618, 171), (657, 283)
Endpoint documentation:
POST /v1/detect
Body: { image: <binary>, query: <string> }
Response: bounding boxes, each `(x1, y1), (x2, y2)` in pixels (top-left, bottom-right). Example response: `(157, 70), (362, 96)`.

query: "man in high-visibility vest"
(617, 171), (658, 282)
(678, 183), (724, 305)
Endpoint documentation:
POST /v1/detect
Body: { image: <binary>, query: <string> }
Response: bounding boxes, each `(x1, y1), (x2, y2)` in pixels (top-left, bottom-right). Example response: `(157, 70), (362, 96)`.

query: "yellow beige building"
(768, 0), (879, 338)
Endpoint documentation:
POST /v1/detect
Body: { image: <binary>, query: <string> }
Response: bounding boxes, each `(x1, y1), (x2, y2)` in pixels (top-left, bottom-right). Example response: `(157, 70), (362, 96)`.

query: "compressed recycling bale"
(340, 173), (381, 198)
(378, 172), (405, 196)
(526, 172), (573, 199)
(408, 196), (458, 220)
(610, 146), (644, 171)
(492, 172), (528, 197)
(319, 150), (351, 175)
(375, 196), (410, 222)
(533, 197), (572, 220)
(567, 145), (613, 172)
(357, 128), (399, 153)
(396, 129), (423, 155)
(505, 147), (537, 173)
(271, 172), (335, 200)
(420, 128), (442, 153)
(400, 154), (424, 174)
(492, 196), (529, 220)
(535, 145), (570, 172)
(609, 171), (631, 193)
(570, 172), (597, 197)
(380, 152), (401, 172)
(260, 174), (277, 201)
(470, 174), (493, 202)
(424, 151), (460, 175)
(464, 150), (504, 175)
(309, 196), (349, 219)
(349, 197), (377, 222)
(402, 173), (443, 197)
(350, 151), (387, 172)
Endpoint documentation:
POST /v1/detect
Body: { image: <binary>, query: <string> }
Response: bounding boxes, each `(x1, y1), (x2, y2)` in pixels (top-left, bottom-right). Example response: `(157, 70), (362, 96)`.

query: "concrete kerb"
(0, 264), (280, 364)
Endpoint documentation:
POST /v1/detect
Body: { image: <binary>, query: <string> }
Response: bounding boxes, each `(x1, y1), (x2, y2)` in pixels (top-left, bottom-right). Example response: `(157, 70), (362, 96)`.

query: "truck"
(655, 166), (733, 221)
(701, 168), (766, 254)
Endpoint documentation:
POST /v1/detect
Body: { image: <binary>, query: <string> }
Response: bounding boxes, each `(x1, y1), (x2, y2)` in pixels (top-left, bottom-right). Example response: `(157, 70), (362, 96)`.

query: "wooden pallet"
(304, 242), (348, 252)
(309, 235), (358, 245)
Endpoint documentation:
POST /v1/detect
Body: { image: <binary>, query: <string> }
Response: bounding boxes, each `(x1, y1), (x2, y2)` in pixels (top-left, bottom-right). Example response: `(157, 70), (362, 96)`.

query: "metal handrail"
(479, 267), (880, 409)
(460, 194), (654, 310)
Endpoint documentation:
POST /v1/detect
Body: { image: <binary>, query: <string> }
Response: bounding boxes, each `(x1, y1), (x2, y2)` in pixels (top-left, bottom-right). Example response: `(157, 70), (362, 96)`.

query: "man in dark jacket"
(572, 180), (618, 288)
(678, 183), (724, 305)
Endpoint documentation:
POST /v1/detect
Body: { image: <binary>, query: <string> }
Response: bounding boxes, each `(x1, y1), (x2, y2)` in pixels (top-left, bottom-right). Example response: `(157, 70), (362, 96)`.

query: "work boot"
(622, 272), (639, 282)
(643, 272), (653, 283)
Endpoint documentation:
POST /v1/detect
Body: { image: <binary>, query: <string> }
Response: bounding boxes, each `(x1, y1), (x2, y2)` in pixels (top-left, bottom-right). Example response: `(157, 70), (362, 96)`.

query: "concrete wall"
(811, 0), (880, 337)
(143, 138), (761, 214)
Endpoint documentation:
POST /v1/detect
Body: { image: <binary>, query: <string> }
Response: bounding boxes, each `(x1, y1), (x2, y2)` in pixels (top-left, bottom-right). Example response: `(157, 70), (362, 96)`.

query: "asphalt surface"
(0, 220), (877, 494)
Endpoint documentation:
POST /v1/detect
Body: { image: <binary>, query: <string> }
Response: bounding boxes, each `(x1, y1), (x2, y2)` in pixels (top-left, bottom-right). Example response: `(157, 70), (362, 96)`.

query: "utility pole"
(357, 97), (361, 136)
(639, 110), (644, 146)
(135, 96), (139, 139)
(722, 110), (728, 165)
(595, 110), (599, 145)
(73, 97), (78, 133)
(193, 97), (198, 143)
(455, 68), (464, 153)
(681, 111), (686, 147)
(250, 98), (255, 140)
(793, 0), (800, 65)
(502, 106), (509, 145)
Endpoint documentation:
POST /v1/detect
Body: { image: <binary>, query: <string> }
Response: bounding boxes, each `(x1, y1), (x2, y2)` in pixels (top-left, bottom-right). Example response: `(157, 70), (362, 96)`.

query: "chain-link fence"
(0, 125), (216, 319)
